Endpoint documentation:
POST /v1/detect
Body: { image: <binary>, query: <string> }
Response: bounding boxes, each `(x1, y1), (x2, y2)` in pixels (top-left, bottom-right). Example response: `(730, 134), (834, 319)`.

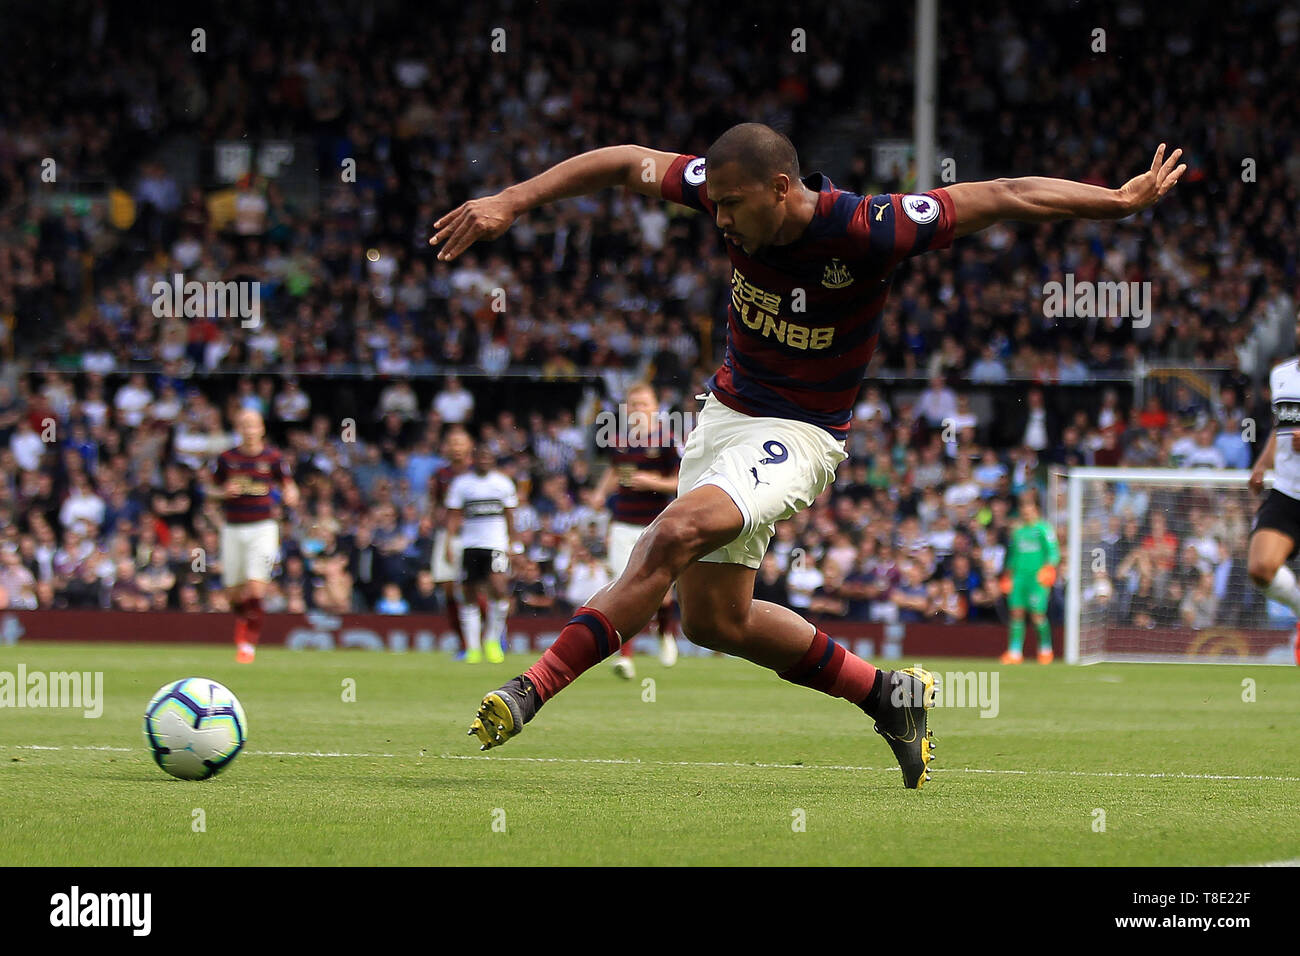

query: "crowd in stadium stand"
(0, 367), (1271, 627)
(0, 1), (1297, 626)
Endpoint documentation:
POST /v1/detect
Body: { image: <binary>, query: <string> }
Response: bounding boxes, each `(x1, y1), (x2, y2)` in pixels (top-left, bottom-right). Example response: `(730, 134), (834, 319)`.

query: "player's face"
(474, 445), (494, 473)
(707, 161), (786, 253)
(446, 432), (472, 464)
(626, 389), (658, 431)
(238, 412), (265, 445)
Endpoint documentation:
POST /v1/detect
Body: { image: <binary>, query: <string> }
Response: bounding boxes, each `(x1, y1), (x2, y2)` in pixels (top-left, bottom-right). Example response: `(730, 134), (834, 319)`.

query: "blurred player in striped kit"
(213, 409), (299, 663)
(593, 384), (680, 678)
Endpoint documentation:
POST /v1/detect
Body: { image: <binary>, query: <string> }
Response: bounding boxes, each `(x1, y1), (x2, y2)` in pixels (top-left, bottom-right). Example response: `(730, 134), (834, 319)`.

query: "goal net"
(1063, 467), (1297, 664)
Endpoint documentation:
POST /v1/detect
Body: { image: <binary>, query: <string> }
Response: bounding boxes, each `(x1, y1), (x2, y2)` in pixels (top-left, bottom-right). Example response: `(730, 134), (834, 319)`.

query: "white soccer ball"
(143, 678), (248, 780)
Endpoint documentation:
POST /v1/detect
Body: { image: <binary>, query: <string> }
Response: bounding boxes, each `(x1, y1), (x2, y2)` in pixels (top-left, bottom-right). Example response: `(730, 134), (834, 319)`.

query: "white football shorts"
(677, 394), (847, 569)
(431, 527), (464, 584)
(220, 519), (279, 588)
(606, 519), (651, 578)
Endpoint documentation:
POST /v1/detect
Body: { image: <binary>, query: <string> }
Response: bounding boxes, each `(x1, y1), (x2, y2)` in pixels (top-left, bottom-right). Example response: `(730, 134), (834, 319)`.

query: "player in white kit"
(431, 427), (478, 659)
(1247, 355), (1300, 665)
(444, 443), (518, 664)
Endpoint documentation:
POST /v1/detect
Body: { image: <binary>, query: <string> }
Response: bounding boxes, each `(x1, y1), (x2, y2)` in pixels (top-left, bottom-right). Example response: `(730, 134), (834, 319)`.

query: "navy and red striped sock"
(778, 628), (879, 709)
(524, 606), (621, 702)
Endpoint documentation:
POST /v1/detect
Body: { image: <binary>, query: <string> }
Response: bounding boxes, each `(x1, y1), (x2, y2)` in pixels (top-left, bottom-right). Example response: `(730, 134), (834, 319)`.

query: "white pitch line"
(435, 754), (1300, 783)
(255, 750), (399, 758)
(6, 744), (1300, 783)
(4, 745), (397, 758)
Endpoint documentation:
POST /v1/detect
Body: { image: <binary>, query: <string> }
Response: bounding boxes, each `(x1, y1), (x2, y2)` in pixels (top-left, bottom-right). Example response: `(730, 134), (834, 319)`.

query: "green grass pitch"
(2, 642), (1297, 866)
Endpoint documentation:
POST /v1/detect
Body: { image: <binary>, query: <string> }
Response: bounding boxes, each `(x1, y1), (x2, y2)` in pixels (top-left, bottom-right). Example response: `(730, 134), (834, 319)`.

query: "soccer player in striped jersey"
(433, 123), (1185, 788)
(593, 383), (681, 678)
(212, 409), (299, 663)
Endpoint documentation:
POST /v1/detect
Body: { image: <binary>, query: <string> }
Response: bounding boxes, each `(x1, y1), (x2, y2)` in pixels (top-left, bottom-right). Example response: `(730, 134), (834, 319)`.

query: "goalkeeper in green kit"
(1000, 494), (1060, 664)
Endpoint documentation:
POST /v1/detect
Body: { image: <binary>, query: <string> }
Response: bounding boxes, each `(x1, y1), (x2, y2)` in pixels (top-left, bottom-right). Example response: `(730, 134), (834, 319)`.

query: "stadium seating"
(1, 0), (1295, 636)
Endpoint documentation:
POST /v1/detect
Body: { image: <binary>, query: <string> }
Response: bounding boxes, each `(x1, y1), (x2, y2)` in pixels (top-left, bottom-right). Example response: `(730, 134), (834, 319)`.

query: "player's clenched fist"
(429, 193), (518, 261)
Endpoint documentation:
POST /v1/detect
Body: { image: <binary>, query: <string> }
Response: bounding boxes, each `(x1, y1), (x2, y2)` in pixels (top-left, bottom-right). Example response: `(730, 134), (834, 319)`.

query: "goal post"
(1063, 467), (1297, 665)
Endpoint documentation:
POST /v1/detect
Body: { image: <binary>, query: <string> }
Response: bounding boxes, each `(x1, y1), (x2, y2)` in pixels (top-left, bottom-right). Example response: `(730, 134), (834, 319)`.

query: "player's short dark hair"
(705, 123), (800, 184)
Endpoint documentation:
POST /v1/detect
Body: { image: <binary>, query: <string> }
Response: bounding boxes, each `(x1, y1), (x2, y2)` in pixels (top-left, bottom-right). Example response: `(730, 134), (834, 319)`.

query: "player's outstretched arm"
(947, 144), (1186, 238)
(430, 145), (679, 261)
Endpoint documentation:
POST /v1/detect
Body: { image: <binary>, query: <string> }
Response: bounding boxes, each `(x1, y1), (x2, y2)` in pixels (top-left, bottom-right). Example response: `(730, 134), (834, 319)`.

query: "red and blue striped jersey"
(213, 445), (291, 524)
(661, 154), (956, 439)
(433, 462), (470, 509)
(608, 433), (680, 526)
